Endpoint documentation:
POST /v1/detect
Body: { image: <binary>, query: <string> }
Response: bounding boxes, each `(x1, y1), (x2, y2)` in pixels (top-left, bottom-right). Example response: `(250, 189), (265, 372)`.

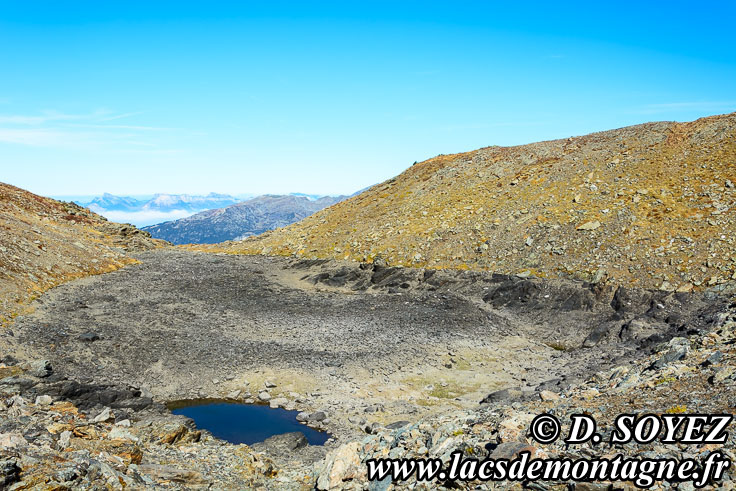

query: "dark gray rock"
(489, 442), (537, 459)
(364, 422), (382, 434)
(480, 387), (523, 405)
(42, 380), (156, 411)
(583, 324), (610, 347)
(0, 459), (20, 487)
(78, 332), (100, 342)
(610, 286), (652, 313)
(702, 350), (724, 366)
(648, 338), (689, 370)
(308, 411), (327, 422)
(29, 359), (52, 378)
(0, 376), (38, 394)
(384, 420), (410, 430)
(252, 432), (308, 454)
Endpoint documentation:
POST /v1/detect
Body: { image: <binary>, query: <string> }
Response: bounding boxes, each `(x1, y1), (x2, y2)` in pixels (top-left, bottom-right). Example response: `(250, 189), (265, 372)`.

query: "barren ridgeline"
(0, 113), (735, 488)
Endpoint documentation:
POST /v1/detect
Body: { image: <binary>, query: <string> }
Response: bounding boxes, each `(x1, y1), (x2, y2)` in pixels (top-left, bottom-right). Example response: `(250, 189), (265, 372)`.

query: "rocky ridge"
(0, 182), (166, 325)
(3, 106), (736, 489)
(144, 194), (346, 244)
(203, 112), (736, 291)
(311, 305), (736, 489)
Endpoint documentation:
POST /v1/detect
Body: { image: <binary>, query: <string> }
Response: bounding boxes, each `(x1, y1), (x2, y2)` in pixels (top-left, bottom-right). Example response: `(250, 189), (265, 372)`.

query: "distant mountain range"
(75, 193), (247, 227)
(82, 192), (241, 213)
(141, 194), (347, 244)
(84, 193), (145, 212)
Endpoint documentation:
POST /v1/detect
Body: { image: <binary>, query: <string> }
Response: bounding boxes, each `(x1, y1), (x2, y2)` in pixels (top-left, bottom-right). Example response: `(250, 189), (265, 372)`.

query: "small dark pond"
(168, 399), (330, 446)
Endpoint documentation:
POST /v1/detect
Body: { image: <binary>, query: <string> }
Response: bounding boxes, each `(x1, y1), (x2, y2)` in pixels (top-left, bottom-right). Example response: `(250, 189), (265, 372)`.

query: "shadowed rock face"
(142, 194), (346, 244)
(0, 374), (157, 413)
(298, 258), (726, 349)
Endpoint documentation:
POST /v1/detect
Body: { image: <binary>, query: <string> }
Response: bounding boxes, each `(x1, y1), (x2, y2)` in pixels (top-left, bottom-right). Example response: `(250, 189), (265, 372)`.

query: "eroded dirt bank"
(2, 249), (730, 488)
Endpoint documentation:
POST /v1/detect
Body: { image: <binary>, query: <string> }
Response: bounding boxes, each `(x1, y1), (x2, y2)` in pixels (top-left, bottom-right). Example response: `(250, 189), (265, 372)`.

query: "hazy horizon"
(49, 189), (355, 227)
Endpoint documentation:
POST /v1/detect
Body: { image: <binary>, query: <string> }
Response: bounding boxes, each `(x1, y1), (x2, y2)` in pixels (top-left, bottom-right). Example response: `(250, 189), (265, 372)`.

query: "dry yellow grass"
(197, 112), (736, 290)
(0, 182), (165, 325)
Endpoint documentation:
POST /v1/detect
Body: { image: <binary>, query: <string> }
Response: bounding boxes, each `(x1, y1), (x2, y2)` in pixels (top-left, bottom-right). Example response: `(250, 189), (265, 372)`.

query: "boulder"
(158, 423), (201, 445)
(384, 420), (411, 430)
(269, 397), (288, 408)
(490, 442), (542, 459)
(136, 464), (207, 485)
(497, 413), (535, 443)
(78, 332), (100, 342)
(308, 411), (327, 422)
(648, 337), (689, 370)
(0, 433), (27, 449)
(29, 359), (52, 378)
(252, 432), (308, 454)
(0, 459), (20, 488)
(701, 351), (724, 367)
(35, 394), (53, 405)
(58, 430), (72, 449)
(316, 442), (363, 490)
(108, 426), (138, 442)
(480, 387), (523, 405)
(576, 220), (600, 231)
(539, 390), (559, 401)
(93, 407), (114, 423)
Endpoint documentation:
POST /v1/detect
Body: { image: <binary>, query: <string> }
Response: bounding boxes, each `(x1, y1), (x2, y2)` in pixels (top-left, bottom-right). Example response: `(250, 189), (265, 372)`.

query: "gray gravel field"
(7, 249), (724, 442)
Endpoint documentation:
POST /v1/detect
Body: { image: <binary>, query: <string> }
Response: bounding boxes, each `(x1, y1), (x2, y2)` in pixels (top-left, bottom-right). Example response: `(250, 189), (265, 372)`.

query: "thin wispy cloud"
(65, 123), (175, 131)
(0, 127), (140, 148)
(0, 128), (76, 146)
(0, 109), (134, 126)
(0, 108), (178, 150)
(0, 112), (88, 125)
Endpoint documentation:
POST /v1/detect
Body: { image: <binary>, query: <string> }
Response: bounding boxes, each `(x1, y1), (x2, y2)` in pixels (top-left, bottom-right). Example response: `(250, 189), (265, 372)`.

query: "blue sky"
(1, 1), (735, 197)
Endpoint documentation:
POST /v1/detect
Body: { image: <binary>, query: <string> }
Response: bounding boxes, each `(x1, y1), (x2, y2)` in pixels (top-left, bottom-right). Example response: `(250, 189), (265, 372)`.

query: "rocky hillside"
(1, 251), (734, 488)
(312, 305), (736, 489)
(143, 194), (346, 244)
(212, 113), (736, 291)
(0, 182), (165, 325)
